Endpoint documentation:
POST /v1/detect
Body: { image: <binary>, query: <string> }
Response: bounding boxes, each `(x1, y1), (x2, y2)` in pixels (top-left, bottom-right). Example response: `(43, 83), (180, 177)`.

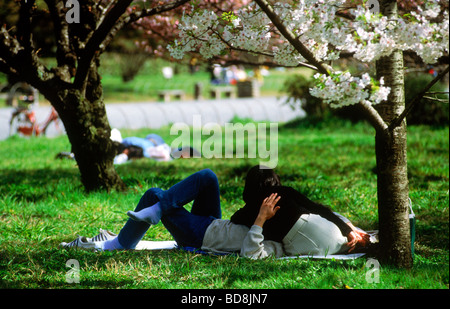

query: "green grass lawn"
(0, 118), (448, 289)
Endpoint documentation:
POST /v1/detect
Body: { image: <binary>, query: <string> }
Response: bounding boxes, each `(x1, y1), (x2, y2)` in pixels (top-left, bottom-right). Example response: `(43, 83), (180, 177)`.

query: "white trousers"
(282, 214), (349, 256)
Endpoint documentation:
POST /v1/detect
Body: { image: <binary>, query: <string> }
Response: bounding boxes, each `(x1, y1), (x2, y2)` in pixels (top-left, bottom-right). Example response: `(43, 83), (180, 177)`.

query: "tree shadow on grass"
(2, 241), (447, 289)
(0, 167), (81, 203)
(0, 246), (156, 288)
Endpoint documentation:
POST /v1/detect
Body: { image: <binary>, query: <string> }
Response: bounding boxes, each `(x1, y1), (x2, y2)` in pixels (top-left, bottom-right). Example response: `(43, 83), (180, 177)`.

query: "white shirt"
(201, 219), (284, 259)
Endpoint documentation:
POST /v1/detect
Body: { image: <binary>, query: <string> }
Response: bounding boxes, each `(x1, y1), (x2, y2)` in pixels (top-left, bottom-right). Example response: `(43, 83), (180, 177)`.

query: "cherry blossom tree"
(133, 0), (252, 64)
(168, 0), (449, 268)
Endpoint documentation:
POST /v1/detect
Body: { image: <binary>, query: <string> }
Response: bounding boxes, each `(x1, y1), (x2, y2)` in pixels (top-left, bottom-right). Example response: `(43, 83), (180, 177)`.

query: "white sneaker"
(89, 229), (117, 243)
(60, 229), (117, 250)
(60, 236), (96, 250)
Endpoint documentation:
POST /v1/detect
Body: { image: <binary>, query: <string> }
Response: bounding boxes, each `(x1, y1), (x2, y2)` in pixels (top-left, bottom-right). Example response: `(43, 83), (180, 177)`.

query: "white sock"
(127, 202), (162, 225)
(100, 236), (124, 251)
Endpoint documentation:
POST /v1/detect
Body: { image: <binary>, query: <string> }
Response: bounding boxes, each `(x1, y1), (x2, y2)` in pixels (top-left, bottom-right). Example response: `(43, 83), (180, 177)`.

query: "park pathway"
(0, 96), (305, 141)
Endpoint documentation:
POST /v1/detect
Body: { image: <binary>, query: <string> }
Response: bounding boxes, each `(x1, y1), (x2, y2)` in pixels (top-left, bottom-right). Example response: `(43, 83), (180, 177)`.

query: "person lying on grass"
(229, 165), (370, 257)
(61, 167), (370, 259)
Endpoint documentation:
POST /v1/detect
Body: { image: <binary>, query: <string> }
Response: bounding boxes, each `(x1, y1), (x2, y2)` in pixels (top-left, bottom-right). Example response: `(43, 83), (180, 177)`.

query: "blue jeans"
(117, 169), (222, 249)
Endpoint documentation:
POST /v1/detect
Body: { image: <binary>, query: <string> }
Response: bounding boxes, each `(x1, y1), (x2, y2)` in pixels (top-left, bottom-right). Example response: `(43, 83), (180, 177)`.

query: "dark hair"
(127, 146), (144, 159)
(117, 143), (127, 154)
(242, 165), (281, 203)
(116, 143), (144, 159)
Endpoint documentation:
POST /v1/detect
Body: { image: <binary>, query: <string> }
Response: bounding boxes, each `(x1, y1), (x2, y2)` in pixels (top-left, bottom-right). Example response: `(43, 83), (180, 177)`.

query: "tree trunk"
(45, 65), (125, 192)
(374, 0), (412, 268)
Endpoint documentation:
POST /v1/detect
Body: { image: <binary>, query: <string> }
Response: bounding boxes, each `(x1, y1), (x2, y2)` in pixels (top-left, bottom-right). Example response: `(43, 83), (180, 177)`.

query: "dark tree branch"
(126, 0), (191, 24)
(0, 59), (19, 78)
(17, 0), (35, 52)
(16, 1), (41, 82)
(98, 0), (192, 71)
(74, 0), (134, 89)
(0, 2), (49, 90)
(389, 65), (449, 130)
(74, 0), (191, 90)
(104, 0), (192, 49)
(95, 0), (119, 30)
(45, 0), (75, 79)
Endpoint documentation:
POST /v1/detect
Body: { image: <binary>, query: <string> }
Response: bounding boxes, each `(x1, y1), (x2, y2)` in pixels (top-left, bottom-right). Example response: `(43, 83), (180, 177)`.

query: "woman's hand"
(347, 229), (370, 252)
(254, 193), (281, 227)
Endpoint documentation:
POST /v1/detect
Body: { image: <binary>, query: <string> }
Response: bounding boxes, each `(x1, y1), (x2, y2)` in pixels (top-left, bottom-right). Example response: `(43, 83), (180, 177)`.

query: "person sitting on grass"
(61, 167), (370, 258)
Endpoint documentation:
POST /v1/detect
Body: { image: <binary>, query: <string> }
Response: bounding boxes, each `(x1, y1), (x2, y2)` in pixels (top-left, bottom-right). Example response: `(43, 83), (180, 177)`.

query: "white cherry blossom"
(169, 0), (448, 108)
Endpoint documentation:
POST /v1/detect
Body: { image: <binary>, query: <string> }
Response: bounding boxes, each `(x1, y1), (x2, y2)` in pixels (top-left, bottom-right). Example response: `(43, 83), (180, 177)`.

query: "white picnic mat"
(135, 240), (178, 250)
(133, 240), (366, 259)
(279, 253), (366, 260)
